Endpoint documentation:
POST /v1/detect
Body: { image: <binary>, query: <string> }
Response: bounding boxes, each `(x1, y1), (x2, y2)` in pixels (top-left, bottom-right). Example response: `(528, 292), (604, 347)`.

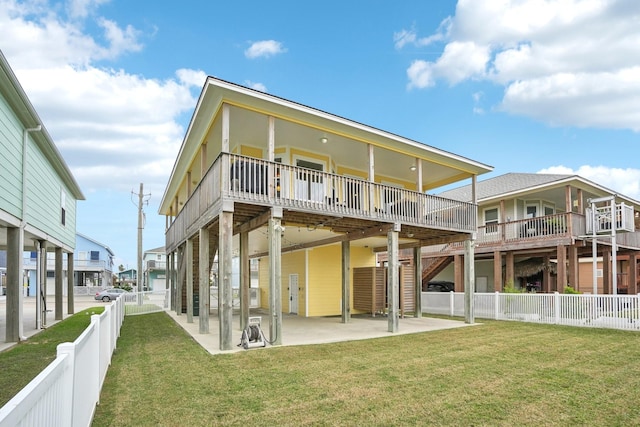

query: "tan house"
(420, 173), (640, 294)
(159, 77), (492, 350)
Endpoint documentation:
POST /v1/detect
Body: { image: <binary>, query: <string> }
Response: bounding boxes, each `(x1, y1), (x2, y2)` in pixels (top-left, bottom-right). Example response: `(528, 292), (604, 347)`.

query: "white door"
(476, 276), (488, 293)
(289, 274), (299, 314)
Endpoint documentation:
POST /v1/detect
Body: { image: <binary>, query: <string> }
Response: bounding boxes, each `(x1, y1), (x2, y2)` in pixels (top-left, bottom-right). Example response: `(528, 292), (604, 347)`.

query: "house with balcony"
(23, 232), (114, 296)
(420, 173), (640, 294)
(0, 50), (84, 342)
(159, 77), (493, 350)
(143, 246), (166, 291)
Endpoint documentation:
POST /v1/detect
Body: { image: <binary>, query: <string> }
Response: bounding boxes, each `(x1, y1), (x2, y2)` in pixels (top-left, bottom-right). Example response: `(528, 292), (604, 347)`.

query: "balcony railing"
(166, 153), (477, 249)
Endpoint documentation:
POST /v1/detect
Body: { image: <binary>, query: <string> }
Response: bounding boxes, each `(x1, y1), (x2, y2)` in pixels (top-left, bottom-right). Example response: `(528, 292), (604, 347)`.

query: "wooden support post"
(464, 239), (475, 324)
(268, 209), (283, 345)
(341, 241), (351, 323)
(240, 231), (250, 331)
(186, 237), (194, 323)
(557, 245), (567, 292)
(454, 255), (464, 292)
(413, 246), (422, 317)
(505, 252), (514, 287)
(199, 227), (210, 334)
(39, 242), (47, 328)
(387, 224), (400, 333)
(493, 250), (502, 292)
(67, 253), (74, 314)
(219, 210), (234, 350)
(55, 247), (63, 320)
(603, 250), (611, 294)
(543, 255), (552, 293)
(176, 246), (184, 315)
(568, 245), (579, 290)
(629, 252), (638, 295)
(6, 227), (22, 342)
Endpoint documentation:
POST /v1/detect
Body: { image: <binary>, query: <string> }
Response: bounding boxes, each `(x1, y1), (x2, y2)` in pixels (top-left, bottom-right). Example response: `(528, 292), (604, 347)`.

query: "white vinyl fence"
(423, 292), (640, 331)
(0, 290), (169, 427)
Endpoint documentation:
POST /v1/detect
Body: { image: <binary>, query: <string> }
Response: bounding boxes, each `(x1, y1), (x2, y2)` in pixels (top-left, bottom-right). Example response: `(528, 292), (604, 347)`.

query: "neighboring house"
(117, 268), (137, 288)
(22, 233), (115, 295)
(159, 77), (492, 350)
(143, 246), (166, 290)
(421, 173), (640, 294)
(0, 50), (84, 342)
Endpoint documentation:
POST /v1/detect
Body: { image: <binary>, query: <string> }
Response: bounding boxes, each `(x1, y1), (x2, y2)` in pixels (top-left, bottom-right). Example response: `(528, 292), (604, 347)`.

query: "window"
(60, 189), (67, 226)
(484, 208), (499, 233)
(295, 159), (324, 202)
(526, 205), (538, 218)
(544, 205), (555, 216)
(90, 251), (100, 261)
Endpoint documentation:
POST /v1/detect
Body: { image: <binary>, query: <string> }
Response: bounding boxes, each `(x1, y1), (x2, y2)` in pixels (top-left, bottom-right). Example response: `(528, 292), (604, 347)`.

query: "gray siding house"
(0, 50), (84, 342)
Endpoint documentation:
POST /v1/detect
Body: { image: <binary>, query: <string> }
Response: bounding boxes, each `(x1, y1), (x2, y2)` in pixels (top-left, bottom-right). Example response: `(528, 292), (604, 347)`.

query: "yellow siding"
(289, 148), (329, 166)
(241, 145), (263, 158)
(337, 166), (367, 179)
(258, 244), (375, 317)
(376, 174), (416, 191)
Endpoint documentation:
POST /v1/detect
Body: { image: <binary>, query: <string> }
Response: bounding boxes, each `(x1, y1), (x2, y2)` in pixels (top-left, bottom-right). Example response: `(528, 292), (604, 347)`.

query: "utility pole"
(133, 183), (151, 304)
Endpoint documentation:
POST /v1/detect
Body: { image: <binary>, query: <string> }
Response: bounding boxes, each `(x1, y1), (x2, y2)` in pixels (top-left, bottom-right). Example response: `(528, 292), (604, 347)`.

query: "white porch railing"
(423, 292), (640, 331)
(0, 296), (125, 427)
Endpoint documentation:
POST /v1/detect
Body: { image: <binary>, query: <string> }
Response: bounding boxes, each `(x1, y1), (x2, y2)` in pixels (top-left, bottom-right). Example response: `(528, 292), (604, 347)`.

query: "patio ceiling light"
(409, 165), (417, 171)
(320, 137), (328, 144)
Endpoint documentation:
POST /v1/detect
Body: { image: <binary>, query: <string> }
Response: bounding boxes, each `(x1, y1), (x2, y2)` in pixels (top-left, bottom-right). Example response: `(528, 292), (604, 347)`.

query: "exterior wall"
(25, 140), (77, 248)
(577, 260), (603, 294)
(0, 93), (23, 220)
(257, 244), (375, 317)
(431, 259), (495, 292)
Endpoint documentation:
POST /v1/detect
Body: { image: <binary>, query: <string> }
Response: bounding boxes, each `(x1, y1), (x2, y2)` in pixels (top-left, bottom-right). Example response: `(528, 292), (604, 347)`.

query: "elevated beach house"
(159, 77), (492, 350)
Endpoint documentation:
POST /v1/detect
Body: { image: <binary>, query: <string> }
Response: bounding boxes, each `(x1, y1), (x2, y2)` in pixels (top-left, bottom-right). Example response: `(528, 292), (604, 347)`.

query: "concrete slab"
(166, 309), (475, 355)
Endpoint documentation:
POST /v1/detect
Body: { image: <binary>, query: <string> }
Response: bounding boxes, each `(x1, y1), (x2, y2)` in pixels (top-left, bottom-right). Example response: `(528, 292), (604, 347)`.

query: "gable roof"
(438, 172), (640, 207)
(159, 77), (493, 214)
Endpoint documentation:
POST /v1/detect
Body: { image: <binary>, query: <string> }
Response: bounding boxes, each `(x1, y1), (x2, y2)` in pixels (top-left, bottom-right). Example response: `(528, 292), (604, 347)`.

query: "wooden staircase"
(421, 256), (453, 288)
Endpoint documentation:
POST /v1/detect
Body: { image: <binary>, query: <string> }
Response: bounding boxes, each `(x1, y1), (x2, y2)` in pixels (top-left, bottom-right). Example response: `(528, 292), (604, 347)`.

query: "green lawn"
(93, 313), (640, 426)
(0, 307), (104, 407)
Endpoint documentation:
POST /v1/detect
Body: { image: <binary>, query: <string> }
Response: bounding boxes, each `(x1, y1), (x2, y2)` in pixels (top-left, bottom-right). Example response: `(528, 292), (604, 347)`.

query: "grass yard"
(0, 306), (104, 407)
(93, 313), (640, 426)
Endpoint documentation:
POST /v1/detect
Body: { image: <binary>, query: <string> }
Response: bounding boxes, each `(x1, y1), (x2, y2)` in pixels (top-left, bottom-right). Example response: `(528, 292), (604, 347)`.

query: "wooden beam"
(219, 210), (234, 350)
(269, 211), (283, 345)
(240, 231), (250, 330)
(505, 252), (514, 287)
(454, 255), (463, 292)
(464, 239), (475, 324)
(413, 246), (422, 317)
(557, 244), (567, 292)
(234, 210), (271, 235)
(67, 253), (74, 314)
(199, 227), (210, 334)
(387, 225), (399, 333)
(629, 252), (638, 295)
(186, 238), (193, 323)
(55, 247), (63, 321)
(568, 245), (578, 290)
(493, 250), (502, 292)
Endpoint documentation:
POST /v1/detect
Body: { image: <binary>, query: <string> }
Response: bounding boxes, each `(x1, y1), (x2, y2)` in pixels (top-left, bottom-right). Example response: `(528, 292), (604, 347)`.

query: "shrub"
(563, 286), (581, 294)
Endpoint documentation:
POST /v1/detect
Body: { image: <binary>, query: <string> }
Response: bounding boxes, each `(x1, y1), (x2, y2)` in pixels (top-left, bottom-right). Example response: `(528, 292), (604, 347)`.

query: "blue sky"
(2, 0), (639, 267)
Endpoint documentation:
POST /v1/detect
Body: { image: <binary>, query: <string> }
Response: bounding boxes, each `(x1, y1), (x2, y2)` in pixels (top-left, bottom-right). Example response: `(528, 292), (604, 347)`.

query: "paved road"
(0, 295), (106, 352)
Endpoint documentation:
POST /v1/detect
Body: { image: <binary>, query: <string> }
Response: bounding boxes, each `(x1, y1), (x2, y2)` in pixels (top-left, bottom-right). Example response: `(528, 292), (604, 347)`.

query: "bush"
(563, 286), (581, 294)
(503, 279), (525, 293)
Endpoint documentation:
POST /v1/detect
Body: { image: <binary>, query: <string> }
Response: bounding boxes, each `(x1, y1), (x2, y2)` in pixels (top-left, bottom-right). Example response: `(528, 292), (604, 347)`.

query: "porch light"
(320, 137), (328, 144)
(409, 165), (416, 171)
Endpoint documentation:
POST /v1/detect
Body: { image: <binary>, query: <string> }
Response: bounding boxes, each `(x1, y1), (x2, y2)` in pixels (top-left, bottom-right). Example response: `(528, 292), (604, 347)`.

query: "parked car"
(95, 288), (129, 302)
(423, 281), (455, 292)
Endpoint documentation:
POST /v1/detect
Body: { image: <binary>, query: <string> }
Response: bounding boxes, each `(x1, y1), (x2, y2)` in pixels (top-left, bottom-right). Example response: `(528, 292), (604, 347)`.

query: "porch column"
(454, 255), (464, 292)
(240, 230), (250, 330)
(341, 240), (350, 323)
(67, 252), (74, 314)
(464, 239), (475, 324)
(603, 250), (611, 294)
(576, 189), (584, 213)
(186, 237), (194, 323)
(176, 245), (184, 315)
(341, 240), (351, 323)
(55, 247), (63, 320)
(199, 227), (210, 334)
(268, 207), (283, 345)
(387, 223), (400, 333)
(505, 252), (514, 287)
(629, 252), (638, 295)
(542, 255), (552, 293)
(493, 250), (502, 292)
(39, 241), (47, 328)
(568, 245), (579, 290)
(219, 208), (234, 350)
(6, 226), (23, 342)
(413, 246), (422, 317)
(557, 245), (567, 292)
(368, 144), (375, 213)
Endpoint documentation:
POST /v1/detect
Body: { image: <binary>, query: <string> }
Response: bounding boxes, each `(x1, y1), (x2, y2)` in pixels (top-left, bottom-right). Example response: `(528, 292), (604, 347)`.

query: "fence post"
(494, 291), (500, 320)
(554, 292), (560, 324)
(57, 343), (76, 427)
(449, 291), (454, 316)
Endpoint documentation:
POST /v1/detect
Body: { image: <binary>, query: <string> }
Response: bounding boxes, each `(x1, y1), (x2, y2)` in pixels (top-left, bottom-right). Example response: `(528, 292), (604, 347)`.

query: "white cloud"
(538, 165), (640, 200)
(0, 0), (204, 198)
(401, 0), (640, 132)
(244, 80), (267, 92)
(244, 40), (286, 59)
